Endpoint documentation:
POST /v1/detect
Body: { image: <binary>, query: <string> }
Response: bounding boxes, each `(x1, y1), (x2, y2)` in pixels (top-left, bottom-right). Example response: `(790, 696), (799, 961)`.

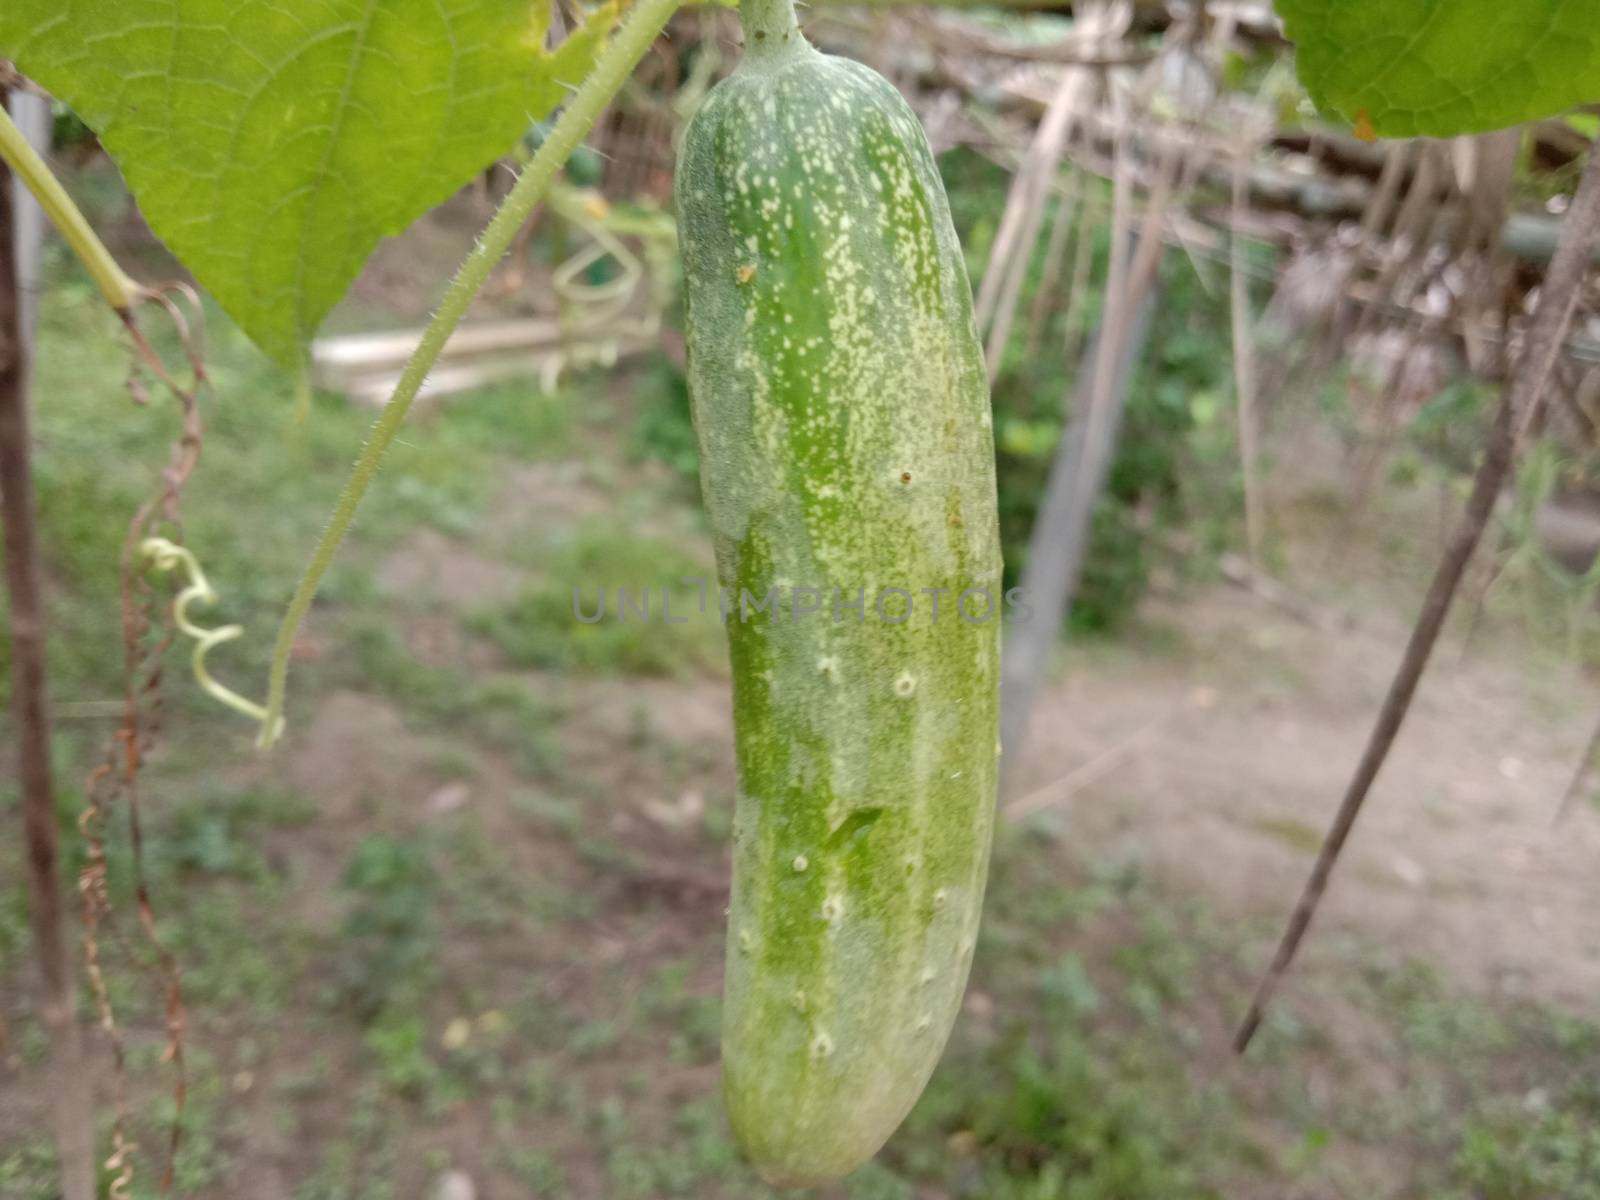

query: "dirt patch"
(565, 674), (734, 752)
(481, 460), (614, 547)
(1008, 585), (1600, 1013)
(281, 690), (418, 804)
(376, 528), (526, 611)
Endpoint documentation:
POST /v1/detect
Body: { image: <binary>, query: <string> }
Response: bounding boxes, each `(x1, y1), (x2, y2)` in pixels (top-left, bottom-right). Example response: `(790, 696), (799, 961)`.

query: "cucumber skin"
(675, 41), (1002, 1187)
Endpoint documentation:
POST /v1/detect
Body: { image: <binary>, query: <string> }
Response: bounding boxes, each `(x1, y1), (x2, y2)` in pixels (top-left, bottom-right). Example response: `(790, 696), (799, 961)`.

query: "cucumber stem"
(739, 0), (812, 64)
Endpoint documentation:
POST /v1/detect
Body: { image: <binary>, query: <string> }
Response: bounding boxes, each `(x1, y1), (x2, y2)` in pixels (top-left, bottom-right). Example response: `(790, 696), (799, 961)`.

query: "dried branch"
(974, 47), (1101, 357)
(986, 71), (1094, 372)
(1552, 707), (1600, 825)
(1023, 173), (1081, 359)
(1235, 137), (1600, 1054)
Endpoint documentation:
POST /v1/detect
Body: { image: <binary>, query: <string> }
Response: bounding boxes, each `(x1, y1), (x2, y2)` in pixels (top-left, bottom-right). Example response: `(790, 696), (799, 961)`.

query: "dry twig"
(1235, 138), (1600, 1054)
(1552, 708), (1600, 826)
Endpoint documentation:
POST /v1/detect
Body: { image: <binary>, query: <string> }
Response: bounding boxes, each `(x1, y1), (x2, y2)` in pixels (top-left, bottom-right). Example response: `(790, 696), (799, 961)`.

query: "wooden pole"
(0, 85), (97, 1200)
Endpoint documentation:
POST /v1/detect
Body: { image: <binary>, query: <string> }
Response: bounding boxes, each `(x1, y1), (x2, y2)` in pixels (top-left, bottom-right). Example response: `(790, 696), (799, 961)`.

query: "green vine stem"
(259, 0), (684, 748)
(0, 100), (140, 312)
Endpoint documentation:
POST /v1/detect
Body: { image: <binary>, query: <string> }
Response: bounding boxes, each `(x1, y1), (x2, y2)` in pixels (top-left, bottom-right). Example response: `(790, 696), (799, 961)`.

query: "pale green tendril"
(541, 182), (677, 392)
(142, 537), (285, 741)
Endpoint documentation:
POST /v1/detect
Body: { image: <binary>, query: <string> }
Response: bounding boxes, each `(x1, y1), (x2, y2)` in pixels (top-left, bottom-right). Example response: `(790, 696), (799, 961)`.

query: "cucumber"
(674, 0), (1002, 1185)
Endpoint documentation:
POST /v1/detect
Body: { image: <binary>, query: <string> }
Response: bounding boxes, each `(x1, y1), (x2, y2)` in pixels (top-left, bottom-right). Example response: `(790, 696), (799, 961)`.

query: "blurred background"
(4, 1), (1600, 1196)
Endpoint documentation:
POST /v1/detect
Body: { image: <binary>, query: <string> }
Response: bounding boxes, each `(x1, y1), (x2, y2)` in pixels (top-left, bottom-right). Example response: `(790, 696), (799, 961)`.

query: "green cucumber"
(674, 0), (1002, 1185)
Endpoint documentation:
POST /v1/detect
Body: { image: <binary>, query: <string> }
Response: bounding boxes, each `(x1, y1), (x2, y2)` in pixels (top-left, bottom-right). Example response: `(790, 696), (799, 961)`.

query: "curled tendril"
(534, 182), (676, 393)
(140, 537), (285, 741)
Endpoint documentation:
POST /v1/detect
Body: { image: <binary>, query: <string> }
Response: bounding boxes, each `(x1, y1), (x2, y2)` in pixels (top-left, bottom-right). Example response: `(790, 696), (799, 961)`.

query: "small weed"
(331, 837), (437, 1022)
(570, 1018), (621, 1059)
(1037, 952), (1102, 1022)
(503, 1146), (567, 1192)
(364, 1015), (441, 1098)
(158, 785), (314, 880)
(0, 1140), (57, 1200)
(640, 961), (722, 1064)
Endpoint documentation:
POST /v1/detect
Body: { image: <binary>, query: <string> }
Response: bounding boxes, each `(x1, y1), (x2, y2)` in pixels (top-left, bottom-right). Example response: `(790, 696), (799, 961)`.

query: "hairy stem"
(0, 100), (139, 312)
(259, 0), (683, 747)
(1234, 138), (1600, 1054)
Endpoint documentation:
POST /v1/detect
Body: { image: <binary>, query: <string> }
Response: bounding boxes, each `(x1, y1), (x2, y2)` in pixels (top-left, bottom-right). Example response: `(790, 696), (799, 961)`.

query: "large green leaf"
(1276, 0), (1600, 138)
(0, 0), (617, 367)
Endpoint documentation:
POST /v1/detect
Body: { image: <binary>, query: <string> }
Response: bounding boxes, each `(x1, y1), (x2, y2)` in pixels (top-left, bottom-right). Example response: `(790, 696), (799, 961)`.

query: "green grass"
(1445, 1086), (1600, 1200)
(155, 784), (316, 882)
